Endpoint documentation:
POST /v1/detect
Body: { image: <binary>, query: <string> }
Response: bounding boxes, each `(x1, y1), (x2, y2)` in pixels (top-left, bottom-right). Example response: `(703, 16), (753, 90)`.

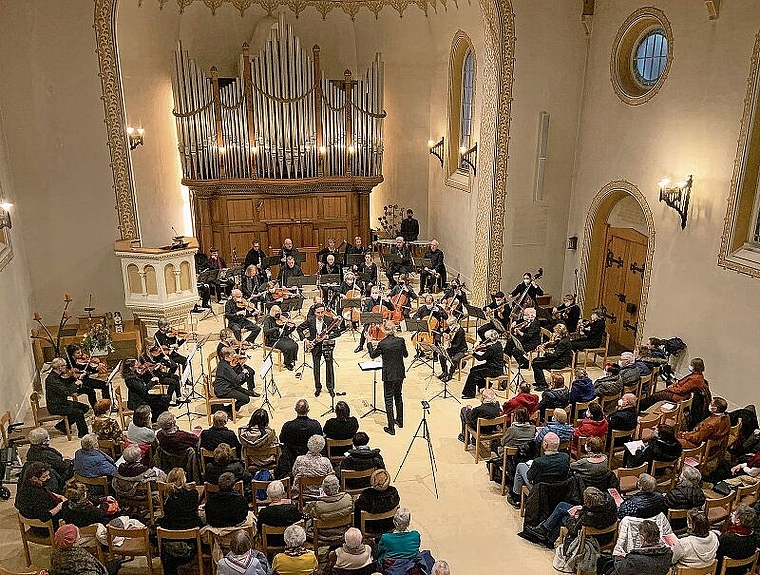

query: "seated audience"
(304, 475), (354, 546)
(279, 399), (323, 476)
(432, 560), (450, 575)
(617, 473), (666, 519)
(678, 396), (730, 448)
(500, 382), (539, 422)
(536, 373), (570, 421)
(292, 435), (334, 499)
(353, 469), (401, 531)
(158, 467), (204, 575)
(625, 423), (683, 468)
(257, 480), (304, 542)
(617, 351), (643, 392)
(664, 465), (705, 532)
(201, 410), (242, 457)
(26, 426), (73, 492)
(73, 433), (117, 479)
(608, 520), (673, 575)
(671, 509), (719, 570)
(594, 363), (623, 399)
(272, 524), (318, 575)
(510, 432), (570, 508)
(571, 436), (615, 489)
(49, 524), (115, 575)
(717, 505), (758, 575)
(498, 407), (537, 453)
(126, 404), (157, 443)
(377, 507), (422, 564)
(323, 527), (377, 575)
(569, 368), (596, 405)
(112, 444), (166, 503)
(639, 357), (709, 412)
(340, 432), (386, 489)
(324, 401), (360, 440)
(608, 393), (639, 437)
(156, 411), (199, 454)
(15, 462), (66, 530)
(217, 530), (269, 575)
(239, 408), (278, 469)
(205, 442), (250, 487)
(458, 387), (501, 443)
(572, 401), (609, 447)
(535, 408), (574, 446)
(59, 480), (109, 527)
(90, 399), (125, 444)
(206, 471), (249, 527)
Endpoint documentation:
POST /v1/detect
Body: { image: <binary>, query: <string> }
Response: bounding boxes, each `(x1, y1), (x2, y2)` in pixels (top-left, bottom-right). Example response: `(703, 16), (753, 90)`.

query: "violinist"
(551, 294), (580, 333)
(209, 247), (234, 302)
(316, 237), (342, 265)
(388, 274), (417, 319)
(215, 347), (259, 411)
(278, 254), (304, 288)
(354, 286), (394, 353)
(262, 305), (298, 371)
(531, 323), (573, 391)
(64, 343), (110, 408)
(510, 272), (544, 310)
(224, 289), (261, 345)
(419, 239), (446, 294)
(461, 330), (504, 399)
(218, 328), (257, 389)
(122, 358), (171, 416)
(297, 304), (342, 397)
(503, 307), (541, 369)
(358, 252), (378, 296)
(385, 236), (412, 288)
(478, 291), (510, 341)
(45, 357), (90, 437)
(570, 308), (606, 351)
(139, 343), (183, 405)
(438, 316), (468, 383)
(154, 319), (187, 368)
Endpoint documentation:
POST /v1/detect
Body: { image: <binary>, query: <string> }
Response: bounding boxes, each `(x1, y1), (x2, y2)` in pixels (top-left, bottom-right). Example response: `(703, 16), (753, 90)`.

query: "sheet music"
(358, 361), (383, 370)
(624, 439), (645, 454)
(260, 355), (273, 381)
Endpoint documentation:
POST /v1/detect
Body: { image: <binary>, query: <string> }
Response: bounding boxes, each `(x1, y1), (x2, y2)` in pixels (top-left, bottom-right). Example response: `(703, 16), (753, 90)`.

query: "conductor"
(367, 321), (409, 436)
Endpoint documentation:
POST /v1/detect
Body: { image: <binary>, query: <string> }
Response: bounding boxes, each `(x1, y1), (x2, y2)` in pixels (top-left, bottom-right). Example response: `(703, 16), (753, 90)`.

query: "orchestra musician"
(208, 247), (235, 302)
(385, 236), (413, 288)
(277, 237), (299, 264)
(531, 323), (573, 391)
(442, 277), (468, 317)
(262, 305), (299, 371)
(278, 254), (304, 288)
(306, 294), (326, 319)
(388, 274), (417, 318)
(316, 237), (342, 265)
(570, 308), (607, 351)
(413, 294), (447, 324)
(154, 319), (187, 368)
(358, 252), (378, 296)
(224, 288), (262, 345)
(194, 252), (212, 309)
(121, 358), (171, 417)
(297, 304), (343, 397)
(243, 240), (269, 283)
(353, 285), (394, 353)
(318, 253), (342, 308)
(419, 239), (446, 294)
(367, 320), (409, 436)
(344, 235), (368, 264)
(240, 265), (261, 302)
(45, 357), (90, 437)
(438, 316), (468, 383)
(503, 307), (541, 369)
(139, 343), (183, 404)
(338, 271), (362, 326)
(64, 343), (110, 408)
(399, 209), (420, 242)
(215, 347), (260, 411)
(477, 291), (510, 342)
(218, 328), (258, 389)
(510, 272), (544, 310)
(461, 330), (505, 399)
(551, 294), (581, 333)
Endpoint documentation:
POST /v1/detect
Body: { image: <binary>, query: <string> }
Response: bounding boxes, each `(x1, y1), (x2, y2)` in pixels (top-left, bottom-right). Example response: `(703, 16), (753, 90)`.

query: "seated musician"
(262, 305), (299, 371)
(442, 277), (468, 317)
(277, 237), (299, 264)
(385, 236), (412, 288)
(278, 254), (304, 289)
(510, 271), (544, 308)
(345, 235), (368, 264)
(570, 308), (606, 351)
(419, 239), (446, 294)
(194, 252), (212, 309)
(154, 319), (187, 368)
(531, 323), (573, 391)
(400, 209), (419, 242)
(504, 307), (541, 369)
(218, 328), (257, 389)
(477, 291), (510, 341)
(388, 274), (417, 318)
(413, 294), (447, 325)
(354, 285), (394, 353)
(438, 316), (468, 383)
(358, 252), (378, 295)
(338, 271), (362, 327)
(243, 239), (268, 283)
(208, 247), (234, 302)
(122, 358), (171, 415)
(215, 347), (259, 411)
(319, 253), (342, 307)
(316, 237), (342, 265)
(64, 343), (110, 408)
(139, 343), (183, 404)
(240, 265), (261, 301)
(461, 330), (505, 399)
(224, 288), (262, 344)
(551, 294), (581, 333)
(45, 358), (90, 438)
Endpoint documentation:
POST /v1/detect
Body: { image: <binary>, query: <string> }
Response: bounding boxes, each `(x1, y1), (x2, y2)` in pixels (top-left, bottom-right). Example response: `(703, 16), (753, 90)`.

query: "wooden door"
(598, 226), (648, 350)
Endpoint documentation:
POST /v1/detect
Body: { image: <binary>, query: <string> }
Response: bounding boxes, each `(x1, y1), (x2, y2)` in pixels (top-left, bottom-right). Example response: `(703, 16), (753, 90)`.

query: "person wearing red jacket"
(639, 357), (709, 411)
(500, 382), (539, 423)
(572, 402), (609, 449)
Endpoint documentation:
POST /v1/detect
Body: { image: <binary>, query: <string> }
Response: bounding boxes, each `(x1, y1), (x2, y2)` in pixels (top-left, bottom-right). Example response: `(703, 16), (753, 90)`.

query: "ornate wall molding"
(94, 0), (141, 240)
(578, 180), (656, 347)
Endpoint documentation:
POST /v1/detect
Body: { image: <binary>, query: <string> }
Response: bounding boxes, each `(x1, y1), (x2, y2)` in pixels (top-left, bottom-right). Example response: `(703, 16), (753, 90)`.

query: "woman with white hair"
(323, 527), (377, 575)
(304, 475), (353, 545)
(112, 445), (166, 506)
(461, 330), (504, 399)
(73, 433), (116, 480)
(291, 434), (333, 499)
(377, 507), (422, 564)
(664, 465), (705, 532)
(256, 480), (304, 545)
(271, 524), (318, 575)
(25, 426), (74, 491)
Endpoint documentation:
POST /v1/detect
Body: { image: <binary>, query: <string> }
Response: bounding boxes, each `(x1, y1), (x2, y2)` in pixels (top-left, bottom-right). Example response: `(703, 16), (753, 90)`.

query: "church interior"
(1, 0), (760, 574)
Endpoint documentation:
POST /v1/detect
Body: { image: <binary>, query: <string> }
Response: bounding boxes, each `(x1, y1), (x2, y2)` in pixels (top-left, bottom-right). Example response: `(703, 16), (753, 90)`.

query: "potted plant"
(82, 322), (114, 357)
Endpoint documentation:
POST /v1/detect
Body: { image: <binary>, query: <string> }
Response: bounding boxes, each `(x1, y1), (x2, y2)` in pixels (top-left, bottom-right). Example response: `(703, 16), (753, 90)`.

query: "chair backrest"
(675, 560), (717, 575)
(297, 474), (329, 509)
(614, 462), (648, 489)
(114, 387), (132, 428)
(242, 443), (280, 472)
(0, 411), (11, 449)
(325, 438), (354, 464)
(608, 428), (634, 462)
(313, 512), (354, 547)
(728, 418), (743, 450)
(476, 414), (508, 437)
(156, 526), (204, 575)
(578, 521), (618, 553)
(106, 524), (152, 560)
(29, 393), (43, 426)
(203, 480), (244, 498)
(98, 439), (121, 459)
(340, 467), (377, 495)
(251, 476), (292, 516)
(199, 447), (215, 478)
(735, 481), (760, 507)
(360, 505), (400, 538)
(207, 351), (218, 376)
(571, 401), (592, 425)
(668, 507), (690, 536)
(705, 492), (735, 527)
(635, 413), (661, 440)
(17, 513), (54, 542)
(0, 565), (40, 575)
(718, 550), (758, 575)
(261, 519), (305, 559)
(649, 459), (677, 491)
(679, 443), (706, 470)
(73, 473), (110, 497)
(155, 481), (199, 517)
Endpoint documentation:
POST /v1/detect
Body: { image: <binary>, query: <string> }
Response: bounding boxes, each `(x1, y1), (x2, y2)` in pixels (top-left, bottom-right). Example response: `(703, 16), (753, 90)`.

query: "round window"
(633, 29), (668, 87)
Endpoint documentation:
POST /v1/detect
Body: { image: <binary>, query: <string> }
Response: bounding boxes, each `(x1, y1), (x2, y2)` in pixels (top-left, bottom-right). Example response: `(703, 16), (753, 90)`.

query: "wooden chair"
(29, 392), (71, 440)
(649, 459), (677, 491)
(614, 463), (648, 494)
(340, 468), (377, 496)
(98, 439), (122, 460)
(599, 390), (622, 415)
(202, 376), (236, 426)
(573, 436), (600, 461)
(251, 476), (291, 516)
(199, 447), (215, 480)
(704, 492), (734, 530)
(727, 418), (743, 454)
(203, 480), (244, 498)
(485, 372), (512, 399)
(490, 446), (517, 496)
(674, 561), (717, 575)
(261, 520), (305, 560)
(519, 485), (530, 517)
(568, 400), (593, 426)
(206, 351), (218, 380)
(325, 438), (354, 465)
(297, 474), (330, 510)
(17, 514), (54, 567)
(155, 481), (199, 518)
(76, 523), (105, 563)
(242, 443), (280, 473)
(577, 521), (618, 554)
(156, 527), (205, 575)
(73, 472), (110, 497)
(667, 507), (690, 536)
(629, 374), (647, 399)
(0, 565), (41, 575)
(635, 413), (662, 441)
(549, 357), (576, 384)
(608, 428), (634, 469)
(114, 386), (133, 429)
(464, 414), (508, 463)
(661, 400), (686, 432)
(580, 332), (610, 369)
(313, 513), (354, 550)
(702, 437), (728, 475)
(679, 443), (706, 471)
(718, 550), (758, 575)
(262, 345), (284, 371)
(734, 481), (760, 507)
(359, 507), (399, 540)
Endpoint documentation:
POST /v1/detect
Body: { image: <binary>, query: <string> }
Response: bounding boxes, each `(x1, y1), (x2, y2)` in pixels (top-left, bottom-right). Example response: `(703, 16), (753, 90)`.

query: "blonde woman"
(531, 322), (573, 390)
(262, 305), (298, 369)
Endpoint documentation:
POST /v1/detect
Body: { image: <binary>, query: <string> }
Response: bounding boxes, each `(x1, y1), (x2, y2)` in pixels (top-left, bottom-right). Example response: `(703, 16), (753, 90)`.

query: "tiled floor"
(0, 301), (608, 574)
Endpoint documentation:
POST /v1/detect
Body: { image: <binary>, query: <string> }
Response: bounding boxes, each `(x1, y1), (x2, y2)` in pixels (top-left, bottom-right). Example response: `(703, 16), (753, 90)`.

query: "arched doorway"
(579, 180), (656, 352)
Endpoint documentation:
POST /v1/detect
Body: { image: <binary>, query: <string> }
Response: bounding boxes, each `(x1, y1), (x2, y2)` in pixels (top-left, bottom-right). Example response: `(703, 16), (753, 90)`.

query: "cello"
(341, 276), (363, 324)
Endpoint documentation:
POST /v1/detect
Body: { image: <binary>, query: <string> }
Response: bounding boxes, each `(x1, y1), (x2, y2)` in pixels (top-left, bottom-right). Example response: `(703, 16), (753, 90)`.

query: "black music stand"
(197, 269), (219, 320)
(428, 344), (460, 404)
(395, 402), (438, 499)
(281, 295), (305, 317)
(465, 303), (487, 338)
(288, 274), (317, 289)
(319, 339), (345, 416)
(405, 319), (436, 373)
(341, 298), (362, 340)
(509, 334), (527, 392)
(357, 272), (374, 285)
(293, 252), (307, 264)
(345, 254), (364, 268)
(358, 360), (385, 418)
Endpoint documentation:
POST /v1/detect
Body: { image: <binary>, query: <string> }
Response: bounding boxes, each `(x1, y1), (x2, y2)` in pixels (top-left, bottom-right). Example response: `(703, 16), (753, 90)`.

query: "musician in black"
(551, 294), (581, 333)
(154, 319), (187, 368)
(358, 252), (378, 296)
(243, 240), (268, 283)
(297, 304), (342, 397)
(262, 306), (299, 370)
(400, 209), (419, 242)
(442, 277), (468, 317)
(531, 323), (573, 390)
(510, 272), (544, 311)
(224, 288), (261, 344)
(240, 265), (261, 301)
(138, 343), (183, 404)
(46, 357), (90, 437)
(367, 321), (409, 436)
(419, 239), (446, 294)
(571, 308), (606, 351)
(319, 254), (342, 308)
(477, 291), (510, 341)
(344, 235), (368, 265)
(461, 330), (504, 399)
(277, 238), (299, 264)
(278, 254), (304, 289)
(208, 247), (234, 302)
(413, 294), (448, 324)
(316, 237), (342, 265)
(194, 252), (212, 309)
(218, 328), (258, 389)
(122, 359), (171, 417)
(337, 271), (362, 326)
(385, 236), (412, 287)
(504, 307), (541, 369)
(215, 347), (259, 411)
(439, 316), (468, 382)
(353, 285), (394, 353)
(388, 274), (417, 318)
(64, 343), (111, 408)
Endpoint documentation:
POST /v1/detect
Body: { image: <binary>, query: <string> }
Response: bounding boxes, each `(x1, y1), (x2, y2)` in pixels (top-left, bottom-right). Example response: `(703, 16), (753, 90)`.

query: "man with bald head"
(608, 393), (639, 440)
(509, 431), (570, 508)
(224, 288), (261, 344)
(419, 239), (446, 293)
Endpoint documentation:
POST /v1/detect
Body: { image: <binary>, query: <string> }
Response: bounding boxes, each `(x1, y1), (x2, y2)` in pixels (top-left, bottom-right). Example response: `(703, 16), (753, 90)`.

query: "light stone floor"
(0, 300), (610, 574)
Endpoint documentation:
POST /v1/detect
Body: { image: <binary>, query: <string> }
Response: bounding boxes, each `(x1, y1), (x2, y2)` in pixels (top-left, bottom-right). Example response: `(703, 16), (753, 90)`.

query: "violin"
(275, 314), (297, 328)
(537, 332), (561, 353)
(134, 361), (160, 375)
(304, 317), (342, 351)
(235, 297), (260, 314)
(272, 287), (296, 300)
(230, 353), (249, 366)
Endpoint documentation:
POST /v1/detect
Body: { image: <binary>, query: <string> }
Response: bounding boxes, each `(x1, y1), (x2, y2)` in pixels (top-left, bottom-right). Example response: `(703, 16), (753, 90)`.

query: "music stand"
(465, 303), (487, 338)
(104, 361), (122, 413)
(281, 295), (305, 317)
(395, 402), (438, 499)
(184, 337), (206, 401)
(358, 360), (385, 418)
(262, 256), (281, 269)
(345, 254), (364, 267)
(342, 298), (362, 340)
(176, 360), (206, 422)
(405, 319), (436, 373)
(293, 252), (307, 264)
(318, 274), (341, 285)
(357, 272), (374, 285)
(428, 344), (460, 404)
(259, 354), (277, 413)
(509, 334), (527, 392)
(288, 275), (317, 289)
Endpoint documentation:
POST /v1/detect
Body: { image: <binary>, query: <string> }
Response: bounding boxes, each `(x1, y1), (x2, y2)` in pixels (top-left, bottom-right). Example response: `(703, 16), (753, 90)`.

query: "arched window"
(447, 31), (477, 184)
(459, 50), (476, 169)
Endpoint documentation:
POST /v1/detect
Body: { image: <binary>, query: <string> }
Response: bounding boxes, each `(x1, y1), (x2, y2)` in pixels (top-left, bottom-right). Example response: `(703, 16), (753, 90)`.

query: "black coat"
(297, 315), (341, 350)
(124, 373), (157, 411)
(518, 319), (541, 351)
(367, 334), (408, 382)
(608, 407), (639, 433)
(45, 371), (79, 411)
(214, 359), (247, 397)
(582, 318), (606, 347)
(541, 336), (573, 367)
(199, 427), (241, 457)
(510, 281), (544, 303)
(613, 545), (673, 575)
(205, 491), (249, 527)
(279, 416), (323, 459)
(447, 326), (467, 355)
(324, 417), (360, 441)
(472, 341), (504, 376)
(399, 217), (419, 242)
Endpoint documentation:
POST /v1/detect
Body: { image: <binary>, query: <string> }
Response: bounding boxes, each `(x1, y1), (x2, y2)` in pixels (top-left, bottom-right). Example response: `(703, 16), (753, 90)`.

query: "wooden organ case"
(172, 16), (385, 270)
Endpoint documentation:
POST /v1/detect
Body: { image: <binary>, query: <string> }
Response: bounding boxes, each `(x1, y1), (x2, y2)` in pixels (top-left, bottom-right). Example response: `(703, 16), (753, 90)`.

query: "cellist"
(388, 274), (417, 320)
(354, 285), (394, 353)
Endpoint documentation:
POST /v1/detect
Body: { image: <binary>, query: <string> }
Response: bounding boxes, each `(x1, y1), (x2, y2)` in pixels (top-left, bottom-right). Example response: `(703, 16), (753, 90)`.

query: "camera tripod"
(394, 403), (439, 499)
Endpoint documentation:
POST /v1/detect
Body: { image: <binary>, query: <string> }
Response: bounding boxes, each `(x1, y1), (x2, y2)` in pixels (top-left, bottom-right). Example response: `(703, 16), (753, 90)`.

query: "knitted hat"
(53, 524), (79, 548)
(370, 469), (390, 491)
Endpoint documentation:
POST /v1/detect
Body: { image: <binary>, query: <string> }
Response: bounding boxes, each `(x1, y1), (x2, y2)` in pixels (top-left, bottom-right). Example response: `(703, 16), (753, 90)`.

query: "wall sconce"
(460, 143), (478, 175)
(658, 175), (692, 229)
(567, 236), (578, 250)
(126, 126), (145, 150)
(0, 201), (12, 230)
(427, 137), (444, 167)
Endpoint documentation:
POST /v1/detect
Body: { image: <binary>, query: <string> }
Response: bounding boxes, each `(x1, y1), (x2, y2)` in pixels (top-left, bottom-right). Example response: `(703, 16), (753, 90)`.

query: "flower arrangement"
(377, 204), (406, 238)
(81, 321), (114, 355)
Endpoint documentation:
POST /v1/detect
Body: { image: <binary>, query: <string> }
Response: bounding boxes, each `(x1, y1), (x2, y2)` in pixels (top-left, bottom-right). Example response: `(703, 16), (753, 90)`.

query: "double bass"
(510, 267), (543, 321)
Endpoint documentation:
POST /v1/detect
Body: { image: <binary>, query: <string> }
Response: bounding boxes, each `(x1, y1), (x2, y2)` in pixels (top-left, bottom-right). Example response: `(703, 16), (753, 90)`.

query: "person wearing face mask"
(624, 423), (683, 468)
(678, 397), (731, 448)
(510, 272), (544, 307)
(607, 393), (639, 439)
(354, 286), (395, 353)
(570, 308), (606, 351)
(572, 402), (609, 450)
(638, 357), (710, 412)
(617, 351), (643, 392)
(399, 209), (419, 242)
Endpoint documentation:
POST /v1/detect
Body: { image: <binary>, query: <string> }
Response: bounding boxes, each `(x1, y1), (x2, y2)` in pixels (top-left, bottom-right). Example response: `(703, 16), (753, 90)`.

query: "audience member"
(353, 469), (401, 531)
(431, 560), (450, 575)
(340, 432), (386, 489)
(458, 387), (501, 443)
(664, 466), (705, 532)
(90, 399), (125, 444)
(239, 408), (278, 469)
(639, 357), (709, 412)
(271, 524), (318, 575)
(292, 435), (334, 500)
(324, 401), (360, 440)
(671, 510), (719, 570)
(49, 524), (115, 575)
(617, 473), (667, 519)
(594, 363), (623, 399)
(572, 402), (608, 447)
(279, 399), (323, 476)
(112, 444), (166, 502)
(571, 436), (614, 489)
(156, 411), (199, 454)
(716, 505), (758, 575)
(678, 396), (730, 448)
(26, 426), (73, 491)
(206, 472), (249, 527)
(510, 432), (570, 508)
(324, 527), (377, 575)
(216, 530), (269, 575)
(256, 480), (304, 542)
(625, 423), (683, 468)
(59, 480), (109, 528)
(500, 382), (538, 422)
(535, 408), (574, 445)
(536, 374), (570, 421)
(608, 520), (672, 575)
(127, 404), (156, 442)
(304, 475), (354, 545)
(608, 393), (639, 437)
(377, 507), (422, 563)
(14, 462), (66, 530)
(617, 352), (642, 392)
(158, 467), (203, 575)
(205, 442), (250, 488)
(498, 407), (537, 452)
(73, 434), (116, 483)
(201, 410), (242, 457)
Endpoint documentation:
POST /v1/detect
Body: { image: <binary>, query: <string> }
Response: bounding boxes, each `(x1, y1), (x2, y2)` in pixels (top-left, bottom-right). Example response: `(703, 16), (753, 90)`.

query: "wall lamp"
(460, 143), (478, 175)
(658, 175), (692, 229)
(0, 201), (12, 230)
(126, 126), (145, 150)
(427, 138), (444, 167)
